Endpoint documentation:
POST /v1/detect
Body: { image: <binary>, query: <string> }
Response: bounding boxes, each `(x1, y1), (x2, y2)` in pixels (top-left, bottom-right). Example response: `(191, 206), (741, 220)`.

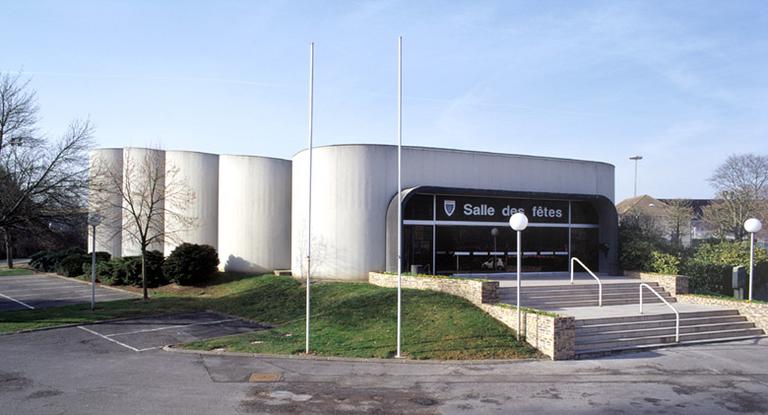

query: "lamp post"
(509, 213), (528, 340)
(629, 155), (643, 197)
(744, 218), (763, 302)
(87, 213), (102, 311)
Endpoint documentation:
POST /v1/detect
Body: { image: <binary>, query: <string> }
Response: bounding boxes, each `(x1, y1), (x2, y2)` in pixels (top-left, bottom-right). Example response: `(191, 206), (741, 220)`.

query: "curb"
(161, 345), (542, 365)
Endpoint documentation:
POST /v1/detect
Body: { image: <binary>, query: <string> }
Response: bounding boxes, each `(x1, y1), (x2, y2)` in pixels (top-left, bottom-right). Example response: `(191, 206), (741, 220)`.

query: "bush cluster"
(31, 244), (220, 287)
(83, 250), (166, 287)
(620, 226), (768, 296)
(162, 243), (219, 285)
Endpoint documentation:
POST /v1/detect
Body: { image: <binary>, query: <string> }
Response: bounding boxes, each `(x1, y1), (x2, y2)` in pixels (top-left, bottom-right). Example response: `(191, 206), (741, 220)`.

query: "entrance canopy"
(386, 186), (619, 275)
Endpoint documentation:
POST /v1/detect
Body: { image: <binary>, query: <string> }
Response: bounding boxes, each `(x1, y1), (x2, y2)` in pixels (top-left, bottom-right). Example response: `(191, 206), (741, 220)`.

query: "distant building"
(616, 195), (719, 247)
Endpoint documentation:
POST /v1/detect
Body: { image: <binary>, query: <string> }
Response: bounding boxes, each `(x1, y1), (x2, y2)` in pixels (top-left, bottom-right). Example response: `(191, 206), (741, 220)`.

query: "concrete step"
(575, 315), (749, 334)
(576, 321), (757, 344)
(574, 310), (739, 327)
(498, 283), (662, 294)
(502, 297), (673, 308)
(574, 328), (764, 352)
(498, 291), (674, 301)
(575, 335), (766, 359)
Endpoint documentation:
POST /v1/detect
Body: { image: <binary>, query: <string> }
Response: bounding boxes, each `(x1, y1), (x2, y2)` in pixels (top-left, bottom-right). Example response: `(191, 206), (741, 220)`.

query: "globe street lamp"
(87, 213), (102, 311)
(744, 218), (763, 302)
(509, 213), (529, 340)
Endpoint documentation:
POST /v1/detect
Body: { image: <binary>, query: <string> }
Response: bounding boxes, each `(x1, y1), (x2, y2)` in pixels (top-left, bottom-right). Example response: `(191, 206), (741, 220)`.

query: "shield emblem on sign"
(443, 200), (456, 217)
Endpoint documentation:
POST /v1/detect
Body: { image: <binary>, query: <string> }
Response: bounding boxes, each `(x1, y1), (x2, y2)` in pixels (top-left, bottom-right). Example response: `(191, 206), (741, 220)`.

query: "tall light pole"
(87, 213), (102, 311)
(630, 155), (643, 197)
(395, 35), (404, 359)
(744, 218), (763, 302)
(509, 213), (528, 340)
(305, 42), (315, 354)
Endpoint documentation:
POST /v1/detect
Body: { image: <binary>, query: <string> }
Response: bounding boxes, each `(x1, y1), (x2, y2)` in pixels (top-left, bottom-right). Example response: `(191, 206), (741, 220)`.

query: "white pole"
(91, 225), (96, 311)
(305, 42), (314, 354)
(749, 232), (754, 302)
(396, 35), (403, 359)
(516, 230), (521, 340)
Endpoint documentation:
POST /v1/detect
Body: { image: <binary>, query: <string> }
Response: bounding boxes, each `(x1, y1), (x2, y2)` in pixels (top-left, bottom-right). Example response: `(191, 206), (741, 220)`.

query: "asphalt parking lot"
(76, 311), (267, 352)
(0, 273), (137, 311)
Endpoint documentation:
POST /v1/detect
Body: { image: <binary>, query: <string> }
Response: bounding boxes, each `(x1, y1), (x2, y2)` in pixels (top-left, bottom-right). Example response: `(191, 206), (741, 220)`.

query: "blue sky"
(2, 0), (767, 202)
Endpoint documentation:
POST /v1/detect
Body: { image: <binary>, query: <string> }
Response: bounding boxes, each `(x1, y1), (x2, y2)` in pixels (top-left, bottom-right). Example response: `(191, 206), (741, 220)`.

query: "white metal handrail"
(570, 257), (602, 307)
(639, 283), (679, 343)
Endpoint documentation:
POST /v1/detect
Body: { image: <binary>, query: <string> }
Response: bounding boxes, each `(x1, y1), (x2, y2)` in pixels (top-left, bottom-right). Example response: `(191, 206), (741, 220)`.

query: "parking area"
(76, 311), (267, 352)
(0, 273), (137, 311)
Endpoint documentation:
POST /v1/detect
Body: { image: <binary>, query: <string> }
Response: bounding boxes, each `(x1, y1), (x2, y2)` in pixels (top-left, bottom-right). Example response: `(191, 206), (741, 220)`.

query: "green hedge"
(680, 261), (733, 296)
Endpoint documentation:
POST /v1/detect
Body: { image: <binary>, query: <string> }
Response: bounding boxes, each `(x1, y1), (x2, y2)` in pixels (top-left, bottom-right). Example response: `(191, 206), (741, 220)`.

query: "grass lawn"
(0, 273), (540, 360)
(0, 268), (34, 276)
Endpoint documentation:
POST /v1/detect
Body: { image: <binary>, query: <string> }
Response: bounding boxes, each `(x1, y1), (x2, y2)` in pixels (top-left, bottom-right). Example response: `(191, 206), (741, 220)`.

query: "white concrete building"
(90, 144), (618, 281)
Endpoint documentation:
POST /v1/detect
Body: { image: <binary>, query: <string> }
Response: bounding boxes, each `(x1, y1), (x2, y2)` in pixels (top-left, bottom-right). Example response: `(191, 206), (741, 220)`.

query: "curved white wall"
(121, 148), (166, 256)
(88, 148), (123, 257)
(163, 151), (219, 255)
(291, 145), (615, 280)
(218, 155), (292, 273)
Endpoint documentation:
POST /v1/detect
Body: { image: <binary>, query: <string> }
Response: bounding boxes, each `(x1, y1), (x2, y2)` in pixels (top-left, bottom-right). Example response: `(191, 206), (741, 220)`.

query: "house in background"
(616, 195), (718, 247)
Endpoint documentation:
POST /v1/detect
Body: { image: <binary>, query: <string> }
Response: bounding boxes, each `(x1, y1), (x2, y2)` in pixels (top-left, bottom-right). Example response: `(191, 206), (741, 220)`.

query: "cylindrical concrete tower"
(218, 155), (292, 273)
(291, 145), (397, 280)
(163, 150), (219, 255)
(88, 148), (123, 257)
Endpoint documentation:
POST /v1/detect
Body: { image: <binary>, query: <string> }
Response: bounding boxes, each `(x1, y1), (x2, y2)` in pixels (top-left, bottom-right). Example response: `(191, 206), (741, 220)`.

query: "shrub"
(55, 254), (87, 278)
(680, 261), (733, 295)
(31, 247), (86, 272)
(120, 250), (167, 287)
(163, 243), (219, 285)
(692, 240), (768, 268)
(649, 251), (680, 275)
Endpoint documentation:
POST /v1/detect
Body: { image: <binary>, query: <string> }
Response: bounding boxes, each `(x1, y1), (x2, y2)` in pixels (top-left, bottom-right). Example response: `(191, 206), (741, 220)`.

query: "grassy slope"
(0, 274), (539, 360)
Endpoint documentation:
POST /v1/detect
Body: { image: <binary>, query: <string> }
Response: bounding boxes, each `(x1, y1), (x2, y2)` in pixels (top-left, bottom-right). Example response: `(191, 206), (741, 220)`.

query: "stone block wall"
(625, 271), (689, 296)
(368, 272), (499, 305)
(677, 295), (768, 333)
(368, 272), (575, 360)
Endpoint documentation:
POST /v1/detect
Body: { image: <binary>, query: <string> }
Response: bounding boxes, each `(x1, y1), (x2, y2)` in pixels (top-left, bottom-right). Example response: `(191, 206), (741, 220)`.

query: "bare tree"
(705, 154), (768, 240)
(0, 73), (93, 268)
(90, 148), (196, 299)
(664, 200), (693, 247)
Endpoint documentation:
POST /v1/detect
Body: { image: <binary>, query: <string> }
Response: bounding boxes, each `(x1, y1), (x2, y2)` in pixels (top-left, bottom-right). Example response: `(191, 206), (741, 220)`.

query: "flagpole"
(305, 42), (314, 355)
(396, 35), (403, 359)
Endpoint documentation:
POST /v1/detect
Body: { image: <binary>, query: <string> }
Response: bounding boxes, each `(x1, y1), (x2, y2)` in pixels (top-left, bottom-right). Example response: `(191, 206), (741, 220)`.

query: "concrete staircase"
(495, 279), (764, 357)
(498, 281), (674, 309)
(574, 309), (763, 358)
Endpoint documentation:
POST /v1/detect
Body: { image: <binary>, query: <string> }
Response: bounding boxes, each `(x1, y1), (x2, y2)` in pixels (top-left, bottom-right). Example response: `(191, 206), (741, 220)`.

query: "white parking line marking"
(104, 318), (239, 337)
(77, 326), (140, 352)
(0, 292), (35, 309)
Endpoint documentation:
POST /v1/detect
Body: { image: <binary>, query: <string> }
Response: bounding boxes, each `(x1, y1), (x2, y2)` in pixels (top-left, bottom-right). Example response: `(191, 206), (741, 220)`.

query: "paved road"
(0, 273), (136, 311)
(1, 316), (768, 415)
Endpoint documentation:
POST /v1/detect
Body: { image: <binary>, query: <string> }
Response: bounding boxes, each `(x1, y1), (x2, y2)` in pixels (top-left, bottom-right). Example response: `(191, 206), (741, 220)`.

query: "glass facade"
(402, 193), (600, 274)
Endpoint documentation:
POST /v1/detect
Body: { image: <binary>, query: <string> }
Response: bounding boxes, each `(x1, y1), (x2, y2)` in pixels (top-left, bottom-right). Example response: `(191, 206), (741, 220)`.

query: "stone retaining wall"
(368, 272), (498, 305)
(368, 272), (575, 360)
(677, 295), (768, 333)
(625, 271), (689, 296)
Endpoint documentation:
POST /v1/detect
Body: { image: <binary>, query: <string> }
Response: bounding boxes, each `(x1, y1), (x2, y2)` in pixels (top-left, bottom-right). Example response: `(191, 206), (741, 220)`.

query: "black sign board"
(435, 195), (569, 223)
